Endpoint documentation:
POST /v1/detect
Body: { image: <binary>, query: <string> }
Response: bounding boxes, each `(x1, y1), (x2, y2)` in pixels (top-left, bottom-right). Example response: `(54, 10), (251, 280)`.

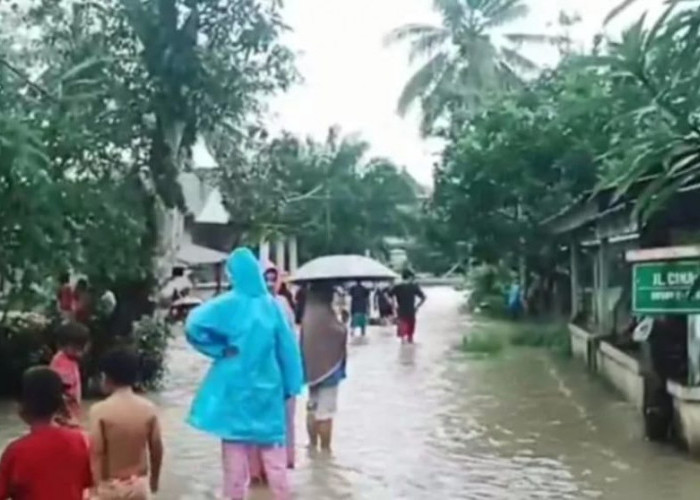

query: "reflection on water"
(3, 287), (700, 499)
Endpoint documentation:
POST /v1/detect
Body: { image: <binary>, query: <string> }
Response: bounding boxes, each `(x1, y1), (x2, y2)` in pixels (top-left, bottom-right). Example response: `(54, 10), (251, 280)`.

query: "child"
(0, 367), (92, 500)
(50, 322), (90, 426)
(57, 272), (74, 320)
(186, 248), (303, 500)
(88, 347), (163, 500)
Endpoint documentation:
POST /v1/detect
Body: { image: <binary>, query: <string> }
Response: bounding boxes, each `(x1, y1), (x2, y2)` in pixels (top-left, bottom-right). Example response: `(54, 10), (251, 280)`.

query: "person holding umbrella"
(301, 282), (348, 452)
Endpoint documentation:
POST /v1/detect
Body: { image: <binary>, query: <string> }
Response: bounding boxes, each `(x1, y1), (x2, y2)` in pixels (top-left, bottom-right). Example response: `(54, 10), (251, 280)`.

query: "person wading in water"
(348, 280), (370, 337)
(390, 269), (426, 344)
(248, 264), (300, 486)
(301, 282), (348, 452)
(185, 248), (303, 500)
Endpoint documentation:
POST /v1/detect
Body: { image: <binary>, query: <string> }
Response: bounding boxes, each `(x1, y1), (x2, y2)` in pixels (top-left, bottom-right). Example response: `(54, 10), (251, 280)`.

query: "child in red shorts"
(0, 367), (92, 500)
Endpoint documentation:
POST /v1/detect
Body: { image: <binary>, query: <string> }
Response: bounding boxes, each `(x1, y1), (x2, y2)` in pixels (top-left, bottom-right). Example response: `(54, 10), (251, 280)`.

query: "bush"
(465, 263), (511, 315)
(459, 333), (504, 355)
(510, 323), (571, 357)
(0, 312), (57, 396)
(0, 309), (172, 397)
(133, 317), (172, 390)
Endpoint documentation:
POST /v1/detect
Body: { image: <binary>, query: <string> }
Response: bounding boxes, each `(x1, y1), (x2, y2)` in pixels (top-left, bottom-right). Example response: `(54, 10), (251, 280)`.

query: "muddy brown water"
(3, 287), (700, 499)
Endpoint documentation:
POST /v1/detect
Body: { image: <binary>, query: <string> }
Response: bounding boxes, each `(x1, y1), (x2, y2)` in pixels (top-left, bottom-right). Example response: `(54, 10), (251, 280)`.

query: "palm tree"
(385, 0), (561, 134)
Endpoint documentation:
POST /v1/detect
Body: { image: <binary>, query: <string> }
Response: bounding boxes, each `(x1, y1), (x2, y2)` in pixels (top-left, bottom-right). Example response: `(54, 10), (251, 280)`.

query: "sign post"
(629, 251), (700, 387)
(632, 260), (700, 314)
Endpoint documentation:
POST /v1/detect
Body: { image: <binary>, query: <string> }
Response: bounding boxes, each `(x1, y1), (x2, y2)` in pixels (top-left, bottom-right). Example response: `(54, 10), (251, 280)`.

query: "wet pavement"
(3, 286), (700, 499)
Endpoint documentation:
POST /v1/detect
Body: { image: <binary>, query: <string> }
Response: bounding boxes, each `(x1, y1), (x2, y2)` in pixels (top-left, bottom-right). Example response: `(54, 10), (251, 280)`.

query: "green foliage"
(510, 323), (571, 358)
(0, 311), (172, 396)
(431, 62), (609, 273)
(0, 0), (295, 287)
(466, 264), (511, 315)
(217, 127), (426, 261)
(586, 2), (700, 220)
(0, 0), (296, 391)
(457, 320), (570, 359)
(0, 313), (54, 396)
(420, 2), (700, 280)
(133, 317), (173, 390)
(459, 332), (504, 355)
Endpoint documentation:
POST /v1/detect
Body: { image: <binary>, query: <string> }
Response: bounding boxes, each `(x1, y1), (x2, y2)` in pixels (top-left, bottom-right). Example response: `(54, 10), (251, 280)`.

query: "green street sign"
(633, 260), (700, 314)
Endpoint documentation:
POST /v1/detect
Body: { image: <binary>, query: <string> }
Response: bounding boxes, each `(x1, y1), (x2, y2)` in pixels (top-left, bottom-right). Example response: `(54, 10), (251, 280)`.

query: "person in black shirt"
(294, 285), (307, 326)
(375, 285), (394, 325)
(389, 269), (426, 344)
(349, 280), (370, 336)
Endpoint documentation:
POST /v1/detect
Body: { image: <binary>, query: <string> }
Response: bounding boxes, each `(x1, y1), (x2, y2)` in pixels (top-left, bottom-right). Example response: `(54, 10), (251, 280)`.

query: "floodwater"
(3, 287), (700, 499)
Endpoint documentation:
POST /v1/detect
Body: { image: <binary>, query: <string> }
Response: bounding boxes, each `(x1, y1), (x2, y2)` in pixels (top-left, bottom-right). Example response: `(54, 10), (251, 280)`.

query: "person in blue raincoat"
(185, 247), (303, 500)
(507, 279), (524, 319)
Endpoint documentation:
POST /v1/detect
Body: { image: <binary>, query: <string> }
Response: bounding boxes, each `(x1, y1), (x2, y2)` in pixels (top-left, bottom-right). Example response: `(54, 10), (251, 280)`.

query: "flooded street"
(3, 286), (700, 498)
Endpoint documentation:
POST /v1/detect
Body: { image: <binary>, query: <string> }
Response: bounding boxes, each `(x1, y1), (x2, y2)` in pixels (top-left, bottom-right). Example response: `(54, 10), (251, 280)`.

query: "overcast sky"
(268, 0), (663, 185)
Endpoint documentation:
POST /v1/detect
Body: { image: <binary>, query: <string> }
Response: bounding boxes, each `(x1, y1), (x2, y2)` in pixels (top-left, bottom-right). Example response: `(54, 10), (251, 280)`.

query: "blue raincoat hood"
(185, 247), (303, 445)
(227, 247), (266, 297)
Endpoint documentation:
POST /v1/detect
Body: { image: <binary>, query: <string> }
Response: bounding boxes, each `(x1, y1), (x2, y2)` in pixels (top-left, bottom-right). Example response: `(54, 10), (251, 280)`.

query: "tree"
(2, 0), (295, 294)
(588, 1), (700, 219)
(431, 62), (618, 275)
(216, 127), (425, 261)
(0, 0), (297, 392)
(385, 0), (562, 134)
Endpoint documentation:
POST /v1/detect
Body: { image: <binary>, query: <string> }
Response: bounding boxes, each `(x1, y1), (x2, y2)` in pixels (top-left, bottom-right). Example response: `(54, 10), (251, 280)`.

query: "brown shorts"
(96, 476), (150, 500)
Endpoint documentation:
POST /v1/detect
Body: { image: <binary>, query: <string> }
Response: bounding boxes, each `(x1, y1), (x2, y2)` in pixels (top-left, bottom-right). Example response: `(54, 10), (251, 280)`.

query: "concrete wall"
(569, 324), (593, 365)
(668, 381), (700, 457)
(569, 326), (700, 457)
(596, 341), (644, 411)
(569, 324), (644, 411)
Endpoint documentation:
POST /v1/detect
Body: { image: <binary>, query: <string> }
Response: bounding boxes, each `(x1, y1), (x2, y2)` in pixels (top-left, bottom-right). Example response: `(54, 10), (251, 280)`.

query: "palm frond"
(644, 0), (682, 51)
(408, 29), (451, 62)
(483, 0), (529, 28)
(397, 53), (448, 116)
(58, 56), (107, 83)
(636, 169), (697, 221)
(500, 47), (538, 72)
(504, 33), (570, 45)
(432, 0), (466, 21)
(605, 0), (640, 26)
(383, 24), (445, 47)
(495, 61), (525, 90)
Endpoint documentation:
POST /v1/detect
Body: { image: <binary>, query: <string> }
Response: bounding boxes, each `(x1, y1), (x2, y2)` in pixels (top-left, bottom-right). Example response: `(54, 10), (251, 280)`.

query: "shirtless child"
(88, 347), (164, 500)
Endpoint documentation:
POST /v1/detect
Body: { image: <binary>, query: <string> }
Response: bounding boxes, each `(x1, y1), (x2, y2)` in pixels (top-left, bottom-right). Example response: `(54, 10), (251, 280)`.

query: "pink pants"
(222, 442), (290, 500)
(248, 398), (296, 481)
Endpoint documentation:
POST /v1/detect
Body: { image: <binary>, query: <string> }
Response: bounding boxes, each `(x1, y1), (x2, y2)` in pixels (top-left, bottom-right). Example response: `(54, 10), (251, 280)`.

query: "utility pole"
(325, 183), (331, 250)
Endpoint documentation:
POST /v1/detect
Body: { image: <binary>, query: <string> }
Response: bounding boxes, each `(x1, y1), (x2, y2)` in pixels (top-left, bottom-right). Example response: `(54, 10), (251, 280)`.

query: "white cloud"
(268, 0), (665, 185)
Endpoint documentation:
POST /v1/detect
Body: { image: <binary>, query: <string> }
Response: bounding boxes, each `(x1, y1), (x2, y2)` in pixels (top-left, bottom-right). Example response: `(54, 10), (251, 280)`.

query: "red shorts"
(397, 317), (416, 341)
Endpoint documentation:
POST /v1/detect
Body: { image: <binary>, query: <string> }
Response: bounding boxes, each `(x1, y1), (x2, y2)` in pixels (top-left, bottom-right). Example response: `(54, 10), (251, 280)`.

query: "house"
(155, 136), (299, 286)
(544, 176), (700, 455)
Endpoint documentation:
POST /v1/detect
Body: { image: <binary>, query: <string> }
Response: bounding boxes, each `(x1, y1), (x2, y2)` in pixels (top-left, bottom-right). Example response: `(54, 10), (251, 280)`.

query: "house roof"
(543, 175), (700, 235)
(195, 188), (229, 224)
(176, 243), (228, 266)
(179, 172), (206, 216)
(192, 136), (218, 170)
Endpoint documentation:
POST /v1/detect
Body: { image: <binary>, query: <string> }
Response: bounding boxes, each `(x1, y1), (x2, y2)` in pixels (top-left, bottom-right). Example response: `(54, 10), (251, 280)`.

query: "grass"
(459, 332), (504, 355)
(509, 323), (572, 358)
(457, 319), (571, 358)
